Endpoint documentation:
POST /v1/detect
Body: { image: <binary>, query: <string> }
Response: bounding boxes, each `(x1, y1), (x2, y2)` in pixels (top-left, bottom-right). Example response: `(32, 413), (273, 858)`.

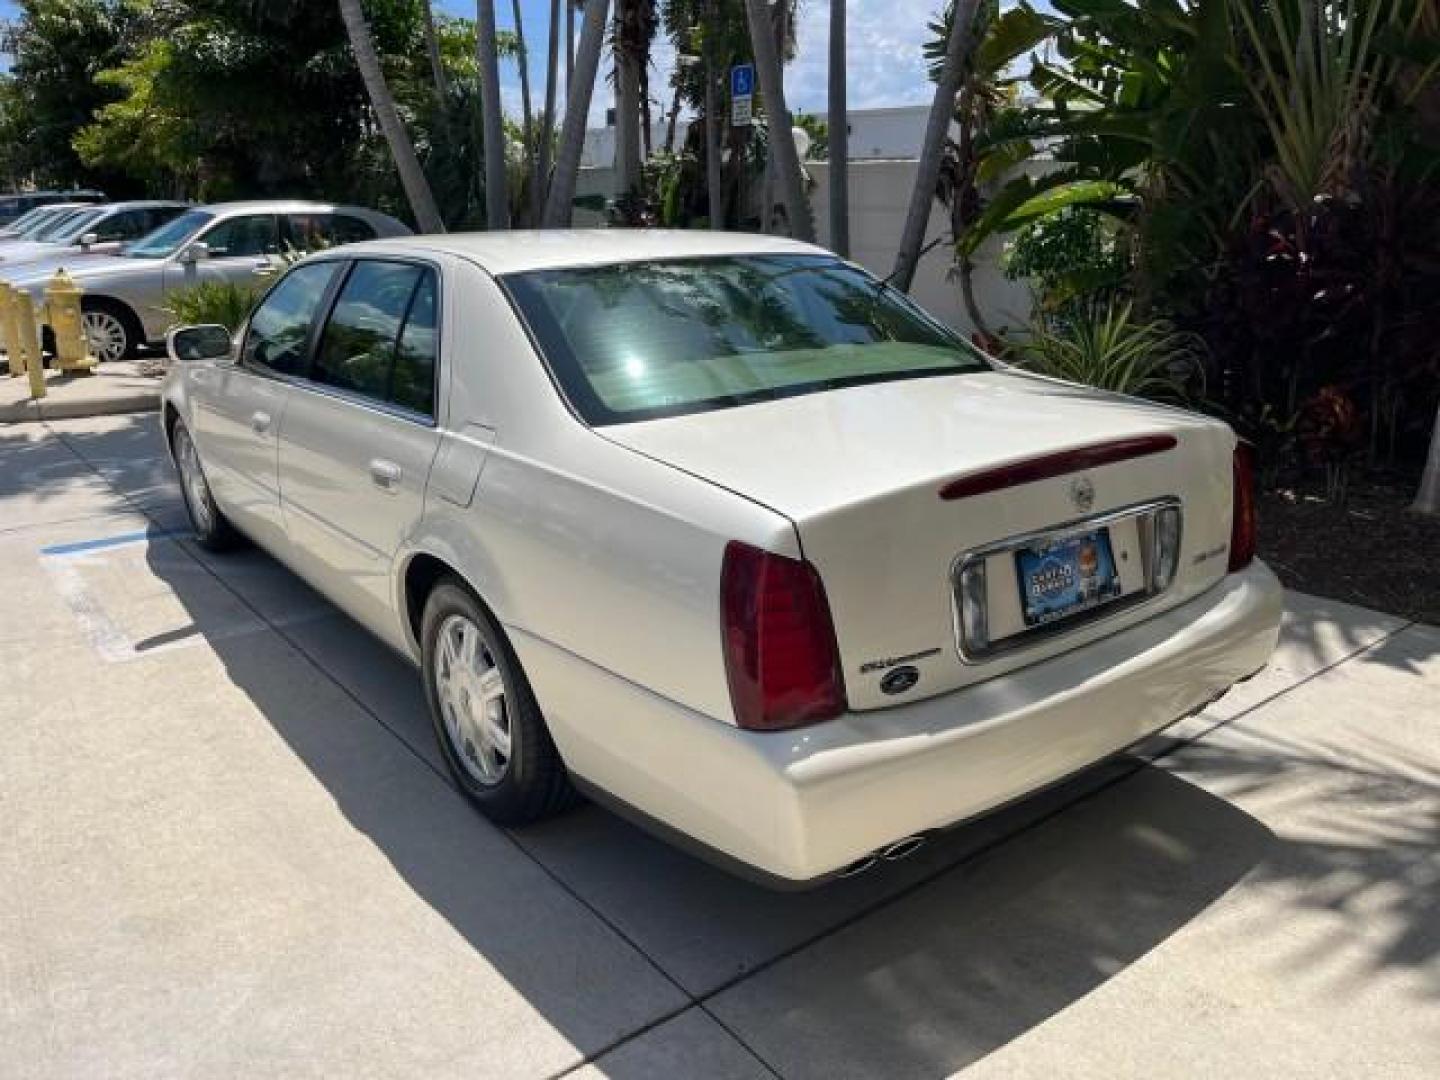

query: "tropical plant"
(165, 279), (263, 331)
(892, 0), (984, 291)
(476, 0), (509, 228)
(545, 0), (611, 226)
(742, 0), (811, 240)
(1008, 299), (1205, 402)
(1003, 206), (1128, 315)
(338, 0), (444, 233)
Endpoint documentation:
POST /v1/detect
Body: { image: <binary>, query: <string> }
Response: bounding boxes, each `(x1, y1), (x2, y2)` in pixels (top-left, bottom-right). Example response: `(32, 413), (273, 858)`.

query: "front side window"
(241, 261), (341, 376)
(503, 254), (989, 424)
(126, 209), (214, 259)
(314, 260), (437, 416)
(200, 215), (280, 258)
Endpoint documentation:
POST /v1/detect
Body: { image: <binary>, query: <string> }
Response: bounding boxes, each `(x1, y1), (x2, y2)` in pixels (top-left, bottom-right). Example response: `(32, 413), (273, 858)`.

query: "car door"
(189, 260), (344, 553)
(277, 258), (443, 630)
(164, 213), (282, 302)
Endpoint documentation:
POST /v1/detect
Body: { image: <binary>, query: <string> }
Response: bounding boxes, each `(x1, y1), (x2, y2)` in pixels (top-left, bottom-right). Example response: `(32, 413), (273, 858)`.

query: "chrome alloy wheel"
(434, 614), (512, 785)
(82, 309), (128, 362)
(174, 427), (215, 534)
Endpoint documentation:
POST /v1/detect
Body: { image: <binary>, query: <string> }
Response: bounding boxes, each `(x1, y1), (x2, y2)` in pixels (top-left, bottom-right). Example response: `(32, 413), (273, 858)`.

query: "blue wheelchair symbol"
(731, 64), (755, 98)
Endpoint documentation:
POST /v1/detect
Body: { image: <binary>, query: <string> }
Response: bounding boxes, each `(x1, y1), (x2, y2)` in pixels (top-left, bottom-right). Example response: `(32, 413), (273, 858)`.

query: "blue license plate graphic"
(1015, 529), (1123, 627)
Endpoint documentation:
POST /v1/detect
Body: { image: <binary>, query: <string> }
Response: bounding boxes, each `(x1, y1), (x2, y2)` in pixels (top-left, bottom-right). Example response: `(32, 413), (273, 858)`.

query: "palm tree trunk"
(566, 0), (575, 90)
(511, 0), (536, 225)
(338, 0), (445, 233)
(703, 0), (723, 230)
(742, 0), (812, 241)
(421, 0), (449, 101)
(536, 0), (562, 220)
(476, 0), (509, 228)
(891, 0), (982, 291)
(827, 0), (849, 256)
(663, 80), (682, 153)
(614, 4), (643, 196)
(1414, 402), (1440, 514)
(545, 0), (612, 226)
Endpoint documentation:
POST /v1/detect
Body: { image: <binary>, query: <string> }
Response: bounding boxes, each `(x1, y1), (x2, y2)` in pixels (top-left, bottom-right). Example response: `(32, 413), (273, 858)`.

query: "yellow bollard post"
(0, 284), (23, 379)
(15, 291), (46, 399)
(46, 269), (96, 374)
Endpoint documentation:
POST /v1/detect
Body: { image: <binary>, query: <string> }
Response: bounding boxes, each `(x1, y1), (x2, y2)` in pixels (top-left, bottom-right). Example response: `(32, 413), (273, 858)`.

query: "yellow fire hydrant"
(46, 269), (96, 374)
(0, 284), (23, 379)
(14, 291), (45, 399)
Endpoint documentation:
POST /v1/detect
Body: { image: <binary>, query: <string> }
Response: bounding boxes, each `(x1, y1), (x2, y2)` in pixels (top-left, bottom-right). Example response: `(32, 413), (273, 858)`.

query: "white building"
(580, 105), (933, 168)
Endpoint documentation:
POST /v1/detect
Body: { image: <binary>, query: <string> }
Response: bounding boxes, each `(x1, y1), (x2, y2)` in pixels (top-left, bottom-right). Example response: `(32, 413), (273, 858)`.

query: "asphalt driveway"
(2, 414), (1437, 1079)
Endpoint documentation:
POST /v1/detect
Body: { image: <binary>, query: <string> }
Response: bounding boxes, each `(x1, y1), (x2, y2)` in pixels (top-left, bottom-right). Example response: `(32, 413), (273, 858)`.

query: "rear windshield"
(502, 254), (989, 424)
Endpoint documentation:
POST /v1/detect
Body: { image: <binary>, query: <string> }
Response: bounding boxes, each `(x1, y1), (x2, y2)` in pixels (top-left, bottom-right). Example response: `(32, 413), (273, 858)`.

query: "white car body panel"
(162, 230), (1282, 885)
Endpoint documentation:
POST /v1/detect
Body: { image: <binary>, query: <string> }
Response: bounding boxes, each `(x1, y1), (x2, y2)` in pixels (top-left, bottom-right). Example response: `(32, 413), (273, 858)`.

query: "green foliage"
(1003, 207), (1129, 312)
(165, 279), (262, 331)
(1009, 300), (1205, 402)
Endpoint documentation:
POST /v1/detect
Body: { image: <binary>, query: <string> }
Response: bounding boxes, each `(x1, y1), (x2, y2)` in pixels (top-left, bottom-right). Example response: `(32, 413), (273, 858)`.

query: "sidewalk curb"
(0, 389), (159, 424)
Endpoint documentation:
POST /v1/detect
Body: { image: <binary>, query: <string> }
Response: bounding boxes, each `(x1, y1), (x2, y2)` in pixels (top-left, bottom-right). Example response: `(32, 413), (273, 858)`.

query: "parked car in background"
(0, 189), (105, 227)
(0, 202), (93, 239)
(159, 230), (1283, 887)
(5, 200), (409, 362)
(0, 201), (188, 268)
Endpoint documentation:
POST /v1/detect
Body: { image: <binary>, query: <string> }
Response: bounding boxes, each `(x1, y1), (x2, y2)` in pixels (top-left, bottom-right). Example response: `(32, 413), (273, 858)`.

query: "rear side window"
(284, 213), (377, 251)
(242, 261), (341, 376)
(313, 260), (438, 417)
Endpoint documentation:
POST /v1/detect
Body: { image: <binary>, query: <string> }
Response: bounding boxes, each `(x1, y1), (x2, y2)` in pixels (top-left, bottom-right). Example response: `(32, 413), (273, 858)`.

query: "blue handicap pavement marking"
(731, 63), (755, 98)
(41, 526), (187, 558)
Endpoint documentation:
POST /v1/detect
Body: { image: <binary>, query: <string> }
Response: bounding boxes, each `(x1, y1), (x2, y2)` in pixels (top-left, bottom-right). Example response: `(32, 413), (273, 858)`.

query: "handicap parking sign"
(730, 64), (755, 99)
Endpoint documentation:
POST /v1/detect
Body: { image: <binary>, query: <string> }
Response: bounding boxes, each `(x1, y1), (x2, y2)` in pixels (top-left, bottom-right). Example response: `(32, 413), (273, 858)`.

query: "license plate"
(1016, 529), (1123, 628)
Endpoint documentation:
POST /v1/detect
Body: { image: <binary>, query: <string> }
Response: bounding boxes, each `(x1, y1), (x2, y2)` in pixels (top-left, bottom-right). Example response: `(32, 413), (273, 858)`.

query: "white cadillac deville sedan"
(160, 230), (1283, 886)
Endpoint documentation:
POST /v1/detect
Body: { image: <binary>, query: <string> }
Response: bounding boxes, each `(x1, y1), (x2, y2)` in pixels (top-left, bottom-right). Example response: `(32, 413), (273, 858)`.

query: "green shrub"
(165, 279), (263, 331)
(1008, 300), (1205, 402)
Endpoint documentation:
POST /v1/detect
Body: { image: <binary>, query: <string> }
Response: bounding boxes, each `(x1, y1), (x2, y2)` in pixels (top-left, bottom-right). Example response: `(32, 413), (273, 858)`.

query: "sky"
(0, 0), (949, 124)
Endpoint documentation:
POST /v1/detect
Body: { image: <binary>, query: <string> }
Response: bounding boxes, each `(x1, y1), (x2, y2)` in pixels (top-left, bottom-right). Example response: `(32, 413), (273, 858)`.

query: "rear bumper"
(515, 561), (1283, 886)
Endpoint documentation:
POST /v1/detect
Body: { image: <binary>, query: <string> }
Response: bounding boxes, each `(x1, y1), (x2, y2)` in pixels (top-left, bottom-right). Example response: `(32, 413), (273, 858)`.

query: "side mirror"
(79, 232), (98, 250)
(167, 324), (232, 364)
(179, 241), (209, 264)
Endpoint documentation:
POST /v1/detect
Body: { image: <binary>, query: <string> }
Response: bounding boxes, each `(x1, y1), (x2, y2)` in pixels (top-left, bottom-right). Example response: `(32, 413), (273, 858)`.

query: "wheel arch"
(80, 293), (146, 345)
(400, 551), (501, 657)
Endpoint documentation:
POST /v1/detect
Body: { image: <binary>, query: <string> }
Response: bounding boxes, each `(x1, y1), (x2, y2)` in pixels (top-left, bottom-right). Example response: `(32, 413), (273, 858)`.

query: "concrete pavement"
(0, 360), (161, 423)
(2, 414), (1437, 1079)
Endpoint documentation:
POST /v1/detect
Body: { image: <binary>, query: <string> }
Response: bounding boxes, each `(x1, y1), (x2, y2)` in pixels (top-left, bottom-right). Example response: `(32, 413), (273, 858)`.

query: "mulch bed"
(1257, 477), (1439, 626)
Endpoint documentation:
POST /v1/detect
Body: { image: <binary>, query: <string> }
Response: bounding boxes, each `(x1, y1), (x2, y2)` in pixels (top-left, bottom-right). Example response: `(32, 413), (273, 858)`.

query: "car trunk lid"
(603, 370), (1237, 711)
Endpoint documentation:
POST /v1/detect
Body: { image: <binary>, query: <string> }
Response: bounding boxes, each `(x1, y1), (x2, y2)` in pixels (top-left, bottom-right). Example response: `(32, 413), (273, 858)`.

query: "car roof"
(196, 200), (391, 216)
(89, 200), (190, 212)
(334, 229), (828, 276)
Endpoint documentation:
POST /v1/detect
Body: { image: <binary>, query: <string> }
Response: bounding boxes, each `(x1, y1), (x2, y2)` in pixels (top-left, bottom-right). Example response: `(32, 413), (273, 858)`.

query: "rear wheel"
(81, 299), (139, 362)
(421, 578), (575, 825)
(171, 421), (241, 551)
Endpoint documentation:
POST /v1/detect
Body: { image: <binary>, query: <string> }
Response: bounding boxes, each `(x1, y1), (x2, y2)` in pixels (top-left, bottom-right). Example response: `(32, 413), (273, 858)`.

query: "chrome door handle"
(250, 410), (272, 434)
(370, 458), (402, 489)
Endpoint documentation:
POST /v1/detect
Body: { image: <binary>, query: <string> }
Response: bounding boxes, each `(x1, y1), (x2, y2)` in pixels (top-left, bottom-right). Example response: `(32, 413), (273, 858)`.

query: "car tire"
(81, 298), (140, 362)
(421, 578), (577, 825)
(171, 420), (242, 552)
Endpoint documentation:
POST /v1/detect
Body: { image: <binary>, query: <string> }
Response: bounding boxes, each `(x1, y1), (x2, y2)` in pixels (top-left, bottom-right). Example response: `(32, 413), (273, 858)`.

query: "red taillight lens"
(720, 541), (847, 731)
(1229, 441), (1257, 571)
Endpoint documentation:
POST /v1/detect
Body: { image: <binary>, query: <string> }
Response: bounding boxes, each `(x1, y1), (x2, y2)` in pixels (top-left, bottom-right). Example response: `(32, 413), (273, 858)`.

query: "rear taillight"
(1229, 441), (1257, 571)
(720, 541), (847, 731)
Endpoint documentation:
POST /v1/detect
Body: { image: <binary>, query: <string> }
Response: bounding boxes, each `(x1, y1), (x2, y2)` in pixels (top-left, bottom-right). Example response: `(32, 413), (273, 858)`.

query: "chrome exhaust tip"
(879, 835), (928, 861)
(837, 834), (929, 879)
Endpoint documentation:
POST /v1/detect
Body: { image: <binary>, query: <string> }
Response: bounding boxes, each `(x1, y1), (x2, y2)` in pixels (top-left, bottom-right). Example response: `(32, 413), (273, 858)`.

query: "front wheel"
(421, 579), (576, 825)
(171, 421), (241, 551)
